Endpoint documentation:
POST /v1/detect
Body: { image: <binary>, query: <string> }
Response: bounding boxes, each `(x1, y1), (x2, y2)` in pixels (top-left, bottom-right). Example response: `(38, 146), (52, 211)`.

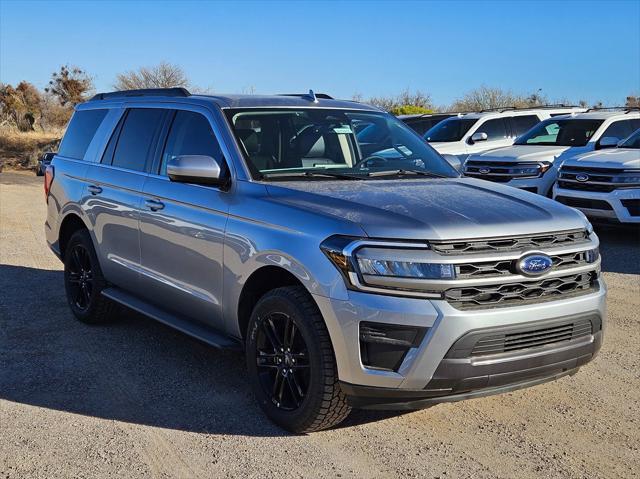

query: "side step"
(102, 287), (241, 350)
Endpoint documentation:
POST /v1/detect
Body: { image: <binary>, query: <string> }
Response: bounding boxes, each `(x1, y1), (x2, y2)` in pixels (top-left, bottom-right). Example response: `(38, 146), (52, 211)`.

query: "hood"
(470, 145), (574, 163)
(428, 142), (467, 155)
(563, 148), (640, 169)
(264, 178), (588, 241)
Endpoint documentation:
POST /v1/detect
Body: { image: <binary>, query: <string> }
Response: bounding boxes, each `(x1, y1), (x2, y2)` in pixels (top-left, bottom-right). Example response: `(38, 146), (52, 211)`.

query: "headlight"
(320, 236), (454, 297)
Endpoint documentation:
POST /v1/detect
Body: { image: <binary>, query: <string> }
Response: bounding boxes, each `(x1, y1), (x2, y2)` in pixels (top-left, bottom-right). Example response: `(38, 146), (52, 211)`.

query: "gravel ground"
(1, 170), (639, 479)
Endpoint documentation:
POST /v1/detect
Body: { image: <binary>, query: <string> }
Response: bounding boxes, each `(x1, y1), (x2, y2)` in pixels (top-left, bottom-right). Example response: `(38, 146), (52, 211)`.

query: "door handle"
(145, 199), (165, 211)
(87, 185), (102, 195)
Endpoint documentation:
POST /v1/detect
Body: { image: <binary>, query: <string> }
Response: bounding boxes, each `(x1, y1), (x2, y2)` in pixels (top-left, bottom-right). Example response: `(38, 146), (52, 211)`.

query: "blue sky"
(1, 0), (638, 106)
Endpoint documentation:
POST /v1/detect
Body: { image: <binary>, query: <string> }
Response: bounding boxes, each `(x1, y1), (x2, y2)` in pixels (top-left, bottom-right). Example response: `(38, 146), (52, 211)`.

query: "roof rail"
(90, 87), (191, 101)
(279, 90), (334, 102)
(479, 104), (581, 113)
(585, 106), (640, 113)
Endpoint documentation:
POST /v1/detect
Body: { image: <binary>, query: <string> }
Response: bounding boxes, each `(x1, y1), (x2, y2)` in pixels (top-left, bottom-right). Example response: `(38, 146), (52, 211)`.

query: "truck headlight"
(321, 236), (454, 296)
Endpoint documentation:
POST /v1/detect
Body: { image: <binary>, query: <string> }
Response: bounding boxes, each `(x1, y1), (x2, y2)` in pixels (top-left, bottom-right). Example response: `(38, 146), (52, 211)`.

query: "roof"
(562, 109), (640, 120)
(192, 93), (382, 111)
(84, 88), (382, 112)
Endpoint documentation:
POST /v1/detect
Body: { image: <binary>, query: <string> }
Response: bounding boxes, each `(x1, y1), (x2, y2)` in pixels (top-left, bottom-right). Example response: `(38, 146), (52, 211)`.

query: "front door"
(138, 108), (231, 331)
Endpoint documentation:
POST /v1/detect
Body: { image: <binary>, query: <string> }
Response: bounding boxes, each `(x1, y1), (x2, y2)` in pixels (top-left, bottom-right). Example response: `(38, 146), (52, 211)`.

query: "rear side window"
(58, 109), (107, 160)
(160, 111), (223, 176)
(475, 118), (508, 140)
(111, 109), (166, 172)
(511, 115), (540, 136)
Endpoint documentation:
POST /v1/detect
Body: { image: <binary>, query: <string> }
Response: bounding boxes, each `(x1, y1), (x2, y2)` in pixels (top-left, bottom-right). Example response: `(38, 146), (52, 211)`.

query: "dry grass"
(0, 128), (62, 171)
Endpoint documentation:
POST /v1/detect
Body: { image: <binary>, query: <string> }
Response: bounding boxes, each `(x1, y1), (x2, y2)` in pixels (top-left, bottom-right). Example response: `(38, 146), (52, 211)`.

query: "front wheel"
(246, 286), (351, 433)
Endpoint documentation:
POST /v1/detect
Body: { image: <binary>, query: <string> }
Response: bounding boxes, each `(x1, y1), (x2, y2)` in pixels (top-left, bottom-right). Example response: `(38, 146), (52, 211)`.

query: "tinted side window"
(160, 111), (223, 175)
(112, 109), (165, 172)
(476, 118), (508, 140)
(600, 120), (633, 140)
(100, 114), (126, 164)
(58, 109), (107, 160)
(511, 115), (540, 136)
(601, 120), (634, 142)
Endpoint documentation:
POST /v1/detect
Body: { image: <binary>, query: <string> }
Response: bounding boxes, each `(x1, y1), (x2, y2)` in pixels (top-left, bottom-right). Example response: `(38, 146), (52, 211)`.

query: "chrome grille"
(559, 166), (640, 193)
(470, 318), (593, 356)
(430, 229), (589, 255)
(455, 251), (590, 279)
(444, 271), (598, 310)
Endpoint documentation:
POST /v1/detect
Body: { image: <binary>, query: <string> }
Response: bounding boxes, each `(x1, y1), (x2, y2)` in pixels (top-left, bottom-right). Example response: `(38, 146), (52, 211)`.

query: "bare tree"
(449, 86), (522, 111)
(113, 62), (190, 90)
(365, 88), (435, 113)
(45, 65), (93, 106)
(626, 95), (640, 107)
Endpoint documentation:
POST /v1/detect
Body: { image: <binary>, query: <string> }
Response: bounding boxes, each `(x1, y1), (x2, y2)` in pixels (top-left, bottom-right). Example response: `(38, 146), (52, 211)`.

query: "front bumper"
(341, 313), (601, 409)
(313, 278), (606, 407)
(553, 185), (640, 224)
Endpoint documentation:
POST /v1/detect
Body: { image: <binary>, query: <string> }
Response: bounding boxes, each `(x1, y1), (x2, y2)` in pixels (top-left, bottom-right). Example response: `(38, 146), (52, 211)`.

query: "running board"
(102, 287), (241, 350)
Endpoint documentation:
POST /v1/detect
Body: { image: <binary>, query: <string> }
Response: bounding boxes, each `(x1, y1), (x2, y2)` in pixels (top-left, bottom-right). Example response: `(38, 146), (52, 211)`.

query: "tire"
(36, 167), (44, 176)
(246, 286), (351, 433)
(63, 229), (117, 324)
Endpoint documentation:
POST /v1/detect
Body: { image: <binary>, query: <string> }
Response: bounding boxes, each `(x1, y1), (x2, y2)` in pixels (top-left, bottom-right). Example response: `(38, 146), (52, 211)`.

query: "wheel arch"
(236, 265), (308, 340)
(58, 212), (93, 259)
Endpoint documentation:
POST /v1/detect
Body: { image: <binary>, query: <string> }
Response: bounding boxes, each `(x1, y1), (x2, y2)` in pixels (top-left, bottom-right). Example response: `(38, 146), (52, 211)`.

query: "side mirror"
(598, 136), (620, 149)
(167, 155), (225, 185)
(442, 154), (462, 172)
(470, 132), (488, 144)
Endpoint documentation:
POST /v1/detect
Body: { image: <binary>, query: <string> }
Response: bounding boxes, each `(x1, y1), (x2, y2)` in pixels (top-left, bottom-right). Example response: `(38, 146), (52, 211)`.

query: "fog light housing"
(359, 322), (428, 371)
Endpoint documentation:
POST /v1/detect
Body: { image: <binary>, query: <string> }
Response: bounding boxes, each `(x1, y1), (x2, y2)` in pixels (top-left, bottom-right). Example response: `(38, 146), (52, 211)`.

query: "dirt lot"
(1, 170), (639, 479)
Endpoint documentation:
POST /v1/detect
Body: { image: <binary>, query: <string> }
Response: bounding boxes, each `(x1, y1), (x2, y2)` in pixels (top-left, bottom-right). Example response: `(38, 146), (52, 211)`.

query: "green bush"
(390, 105), (433, 116)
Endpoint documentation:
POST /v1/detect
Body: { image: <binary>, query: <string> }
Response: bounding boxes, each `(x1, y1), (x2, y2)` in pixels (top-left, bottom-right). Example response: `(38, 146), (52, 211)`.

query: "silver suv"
(45, 88), (606, 433)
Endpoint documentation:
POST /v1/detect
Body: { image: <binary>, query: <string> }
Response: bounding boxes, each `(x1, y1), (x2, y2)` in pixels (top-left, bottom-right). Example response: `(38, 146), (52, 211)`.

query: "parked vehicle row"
(45, 88), (605, 433)
(400, 106), (640, 224)
(422, 105), (585, 159)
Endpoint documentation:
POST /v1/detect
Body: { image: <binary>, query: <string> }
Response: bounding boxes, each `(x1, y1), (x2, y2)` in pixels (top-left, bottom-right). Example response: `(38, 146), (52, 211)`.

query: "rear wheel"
(246, 286), (351, 433)
(63, 229), (117, 324)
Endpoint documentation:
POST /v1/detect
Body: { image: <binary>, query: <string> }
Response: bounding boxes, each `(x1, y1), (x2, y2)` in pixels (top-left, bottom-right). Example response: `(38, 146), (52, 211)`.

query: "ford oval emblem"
(516, 253), (553, 277)
(479, 167), (491, 174)
(575, 174), (589, 182)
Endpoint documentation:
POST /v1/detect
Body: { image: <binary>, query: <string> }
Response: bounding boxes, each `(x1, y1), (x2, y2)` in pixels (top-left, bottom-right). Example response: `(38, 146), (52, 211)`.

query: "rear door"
(510, 114), (542, 139)
(83, 108), (167, 294)
(138, 107), (231, 331)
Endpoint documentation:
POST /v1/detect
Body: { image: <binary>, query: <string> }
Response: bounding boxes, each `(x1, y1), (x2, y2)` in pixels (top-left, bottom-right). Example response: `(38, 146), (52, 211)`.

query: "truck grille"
(430, 229), (589, 255)
(464, 161), (542, 182)
(470, 318), (593, 356)
(444, 271), (598, 310)
(558, 166), (640, 193)
(456, 251), (591, 279)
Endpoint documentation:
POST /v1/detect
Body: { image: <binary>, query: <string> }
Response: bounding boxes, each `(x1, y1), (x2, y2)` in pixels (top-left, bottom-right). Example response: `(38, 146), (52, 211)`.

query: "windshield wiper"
(365, 169), (450, 179)
(261, 170), (365, 181)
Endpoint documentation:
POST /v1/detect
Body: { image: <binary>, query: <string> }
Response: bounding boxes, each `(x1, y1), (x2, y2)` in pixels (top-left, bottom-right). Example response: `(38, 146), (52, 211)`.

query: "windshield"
(514, 118), (604, 147)
(423, 118), (477, 142)
(619, 129), (640, 149)
(226, 109), (458, 180)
